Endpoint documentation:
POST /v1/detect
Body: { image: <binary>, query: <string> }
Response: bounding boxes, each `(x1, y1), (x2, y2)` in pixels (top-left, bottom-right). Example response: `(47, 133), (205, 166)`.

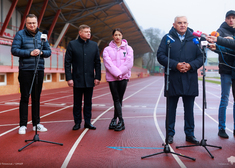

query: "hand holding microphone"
(207, 43), (216, 50)
(206, 31), (220, 43)
(30, 49), (41, 56)
(30, 30), (48, 57)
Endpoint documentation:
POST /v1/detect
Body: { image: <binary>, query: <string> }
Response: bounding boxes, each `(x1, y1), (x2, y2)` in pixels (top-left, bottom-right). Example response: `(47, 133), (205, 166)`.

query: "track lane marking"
(61, 78), (161, 168)
(154, 84), (187, 168)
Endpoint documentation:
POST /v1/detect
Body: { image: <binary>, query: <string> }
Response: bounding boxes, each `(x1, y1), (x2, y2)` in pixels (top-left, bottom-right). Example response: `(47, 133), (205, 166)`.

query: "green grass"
(198, 77), (221, 85)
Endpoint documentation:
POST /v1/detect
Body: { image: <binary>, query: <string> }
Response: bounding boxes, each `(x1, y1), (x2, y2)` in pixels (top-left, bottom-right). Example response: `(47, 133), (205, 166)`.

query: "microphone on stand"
(166, 34), (175, 44)
(40, 30), (48, 42)
(193, 38), (203, 53)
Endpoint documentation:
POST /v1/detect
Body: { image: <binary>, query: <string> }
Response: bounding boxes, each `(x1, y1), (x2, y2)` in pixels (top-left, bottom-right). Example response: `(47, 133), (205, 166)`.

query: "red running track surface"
(0, 76), (234, 168)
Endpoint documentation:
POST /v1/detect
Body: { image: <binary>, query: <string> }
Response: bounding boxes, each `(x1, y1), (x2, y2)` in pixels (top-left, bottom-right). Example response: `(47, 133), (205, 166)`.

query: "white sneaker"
(33, 124), (47, 132)
(18, 126), (27, 134)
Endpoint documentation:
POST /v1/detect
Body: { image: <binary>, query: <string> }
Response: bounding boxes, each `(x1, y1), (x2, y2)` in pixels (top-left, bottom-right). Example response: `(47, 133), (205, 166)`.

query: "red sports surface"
(0, 76), (234, 168)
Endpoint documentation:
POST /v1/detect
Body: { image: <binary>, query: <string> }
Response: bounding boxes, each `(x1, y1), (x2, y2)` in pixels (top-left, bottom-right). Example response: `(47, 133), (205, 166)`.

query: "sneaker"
(18, 126), (27, 134)
(218, 129), (229, 138)
(33, 124), (47, 132)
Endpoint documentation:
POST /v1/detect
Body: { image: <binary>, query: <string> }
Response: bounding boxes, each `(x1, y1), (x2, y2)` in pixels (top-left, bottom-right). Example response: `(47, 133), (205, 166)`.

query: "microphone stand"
(176, 44), (222, 158)
(141, 40), (195, 161)
(18, 39), (63, 152)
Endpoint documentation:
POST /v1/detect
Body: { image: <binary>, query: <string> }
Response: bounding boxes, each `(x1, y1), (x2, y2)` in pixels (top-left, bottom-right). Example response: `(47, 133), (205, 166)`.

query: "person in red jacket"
(103, 28), (133, 131)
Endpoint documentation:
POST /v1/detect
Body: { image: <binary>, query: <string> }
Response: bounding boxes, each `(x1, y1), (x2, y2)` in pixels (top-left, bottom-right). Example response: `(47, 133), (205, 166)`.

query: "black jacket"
(216, 36), (235, 79)
(64, 37), (101, 88)
(157, 27), (203, 97)
(217, 36), (235, 50)
(11, 27), (51, 71)
(217, 22), (235, 74)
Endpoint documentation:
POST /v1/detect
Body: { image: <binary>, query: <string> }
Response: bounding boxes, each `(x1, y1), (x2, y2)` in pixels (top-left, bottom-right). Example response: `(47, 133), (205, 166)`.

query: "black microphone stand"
(176, 43), (222, 158)
(18, 39), (63, 152)
(141, 40), (195, 161)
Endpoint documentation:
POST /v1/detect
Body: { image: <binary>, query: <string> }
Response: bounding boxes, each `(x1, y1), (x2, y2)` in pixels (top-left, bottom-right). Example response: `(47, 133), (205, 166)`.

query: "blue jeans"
(219, 74), (232, 130)
(232, 80), (235, 130)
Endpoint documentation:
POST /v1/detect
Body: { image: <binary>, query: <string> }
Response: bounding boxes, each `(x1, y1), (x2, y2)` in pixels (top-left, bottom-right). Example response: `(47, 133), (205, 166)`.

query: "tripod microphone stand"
(141, 39), (195, 161)
(18, 38), (63, 152)
(176, 41), (222, 158)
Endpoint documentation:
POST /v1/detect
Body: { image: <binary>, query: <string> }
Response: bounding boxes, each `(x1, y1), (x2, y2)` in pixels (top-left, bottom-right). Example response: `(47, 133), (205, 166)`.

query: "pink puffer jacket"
(103, 39), (133, 82)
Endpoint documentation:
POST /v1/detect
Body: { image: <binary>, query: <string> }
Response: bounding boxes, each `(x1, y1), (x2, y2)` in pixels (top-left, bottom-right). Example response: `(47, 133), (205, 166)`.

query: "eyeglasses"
(26, 22), (37, 25)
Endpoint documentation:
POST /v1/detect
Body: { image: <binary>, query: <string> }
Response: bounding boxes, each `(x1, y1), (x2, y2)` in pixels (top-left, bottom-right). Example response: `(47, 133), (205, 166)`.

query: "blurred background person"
(207, 10), (235, 138)
(207, 34), (235, 137)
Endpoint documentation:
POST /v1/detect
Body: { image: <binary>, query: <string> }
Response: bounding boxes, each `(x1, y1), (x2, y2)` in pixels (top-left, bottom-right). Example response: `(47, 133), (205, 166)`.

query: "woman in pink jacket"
(103, 28), (133, 131)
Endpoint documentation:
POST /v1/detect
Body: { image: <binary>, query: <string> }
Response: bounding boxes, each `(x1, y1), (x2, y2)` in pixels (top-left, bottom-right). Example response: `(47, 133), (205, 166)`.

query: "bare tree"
(142, 28), (163, 73)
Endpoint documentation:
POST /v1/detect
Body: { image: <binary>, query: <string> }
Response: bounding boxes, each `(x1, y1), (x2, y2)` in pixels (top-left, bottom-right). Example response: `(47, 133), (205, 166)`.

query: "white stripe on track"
(61, 78), (161, 168)
(153, 84), (187, 168)
(194, 102), (233, 134)
(0, 79), (155, 136)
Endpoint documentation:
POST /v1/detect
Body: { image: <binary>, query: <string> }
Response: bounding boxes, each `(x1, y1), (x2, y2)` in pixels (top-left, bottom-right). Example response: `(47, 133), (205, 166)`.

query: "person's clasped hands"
(176, 62), (191, 73)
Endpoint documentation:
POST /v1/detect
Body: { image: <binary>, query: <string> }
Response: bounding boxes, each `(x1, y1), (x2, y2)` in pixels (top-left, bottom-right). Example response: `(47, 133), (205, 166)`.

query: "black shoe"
(73, 124), (80, 130)
(114, 120), (125, 131)
(186, 136), (199, 144)
(84, 123), (96, 130)
(109, 118), (117, 129)
(234, 130), (235, 136)
(218, 129), (229, 138)
(167, 135), (173, 144)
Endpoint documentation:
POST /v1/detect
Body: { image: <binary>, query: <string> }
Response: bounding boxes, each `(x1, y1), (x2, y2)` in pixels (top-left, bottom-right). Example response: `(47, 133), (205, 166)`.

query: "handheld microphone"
(193, 38), (203, 53)
(210, 31), (220, 37)
(40, 30), (48, 42)
(192, 30), (206, 38)
(166, 34), (175, 44)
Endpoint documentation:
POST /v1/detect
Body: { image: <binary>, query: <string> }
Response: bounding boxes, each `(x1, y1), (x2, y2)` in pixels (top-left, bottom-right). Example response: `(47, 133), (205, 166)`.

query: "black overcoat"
(64, 37), (101, 88)
(157, 27), (203, 97)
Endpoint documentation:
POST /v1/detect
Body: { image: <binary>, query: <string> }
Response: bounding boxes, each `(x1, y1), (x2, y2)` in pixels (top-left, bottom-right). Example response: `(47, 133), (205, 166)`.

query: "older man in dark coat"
(65, 24), (101, 130)
(157, 16), (203, 144)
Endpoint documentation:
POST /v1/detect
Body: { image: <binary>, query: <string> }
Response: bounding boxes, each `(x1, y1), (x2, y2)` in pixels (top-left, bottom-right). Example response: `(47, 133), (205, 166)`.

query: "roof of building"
(13, 0), (154, 57)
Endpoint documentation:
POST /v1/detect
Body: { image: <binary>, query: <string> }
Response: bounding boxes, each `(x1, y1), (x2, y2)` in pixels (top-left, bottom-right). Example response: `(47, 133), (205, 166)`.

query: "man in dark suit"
(157, 16), (203, 144)
(64, 24), (101, 130)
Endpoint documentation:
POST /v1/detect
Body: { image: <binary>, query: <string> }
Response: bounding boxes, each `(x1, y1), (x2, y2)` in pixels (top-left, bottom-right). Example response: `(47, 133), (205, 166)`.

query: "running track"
(0, 76), (234, 168)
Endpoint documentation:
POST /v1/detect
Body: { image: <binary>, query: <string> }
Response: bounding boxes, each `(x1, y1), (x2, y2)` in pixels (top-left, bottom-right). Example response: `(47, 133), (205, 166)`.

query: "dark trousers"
(73, 87), (93, 125)
(109, 80), (128, 121)
(167, 96), (195, 137)
(232, 79), (235, 102)
(18, 70), (44, 127)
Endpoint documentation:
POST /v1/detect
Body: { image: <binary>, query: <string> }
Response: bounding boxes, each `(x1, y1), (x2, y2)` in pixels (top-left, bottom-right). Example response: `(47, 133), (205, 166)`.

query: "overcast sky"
(124, 0), (235, 36)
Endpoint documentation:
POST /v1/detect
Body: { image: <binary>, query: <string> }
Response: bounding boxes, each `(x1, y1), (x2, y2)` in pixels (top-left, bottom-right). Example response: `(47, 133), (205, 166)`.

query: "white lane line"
(154, 84), (187, 168)
(0, 78), (155, 114)
(194, 102), (233, 134)
(0, 78), (153, 136)
(0, 78), (155, 135)
(0, 107), (19, 114)
(61, 78), (161, 168)
(0, 105), (73, 137)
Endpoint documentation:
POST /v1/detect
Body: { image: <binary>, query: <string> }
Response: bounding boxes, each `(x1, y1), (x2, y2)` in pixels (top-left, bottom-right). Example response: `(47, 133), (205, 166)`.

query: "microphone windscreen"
(192, 31), (202, 37)
(193, 38), (199, 45)
(210, 31), (220, 37)
(42, 30), (48, 35)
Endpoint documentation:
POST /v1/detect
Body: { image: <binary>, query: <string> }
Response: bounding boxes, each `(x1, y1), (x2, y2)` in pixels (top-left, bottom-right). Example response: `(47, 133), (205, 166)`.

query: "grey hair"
(174, 16), (187, 23)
